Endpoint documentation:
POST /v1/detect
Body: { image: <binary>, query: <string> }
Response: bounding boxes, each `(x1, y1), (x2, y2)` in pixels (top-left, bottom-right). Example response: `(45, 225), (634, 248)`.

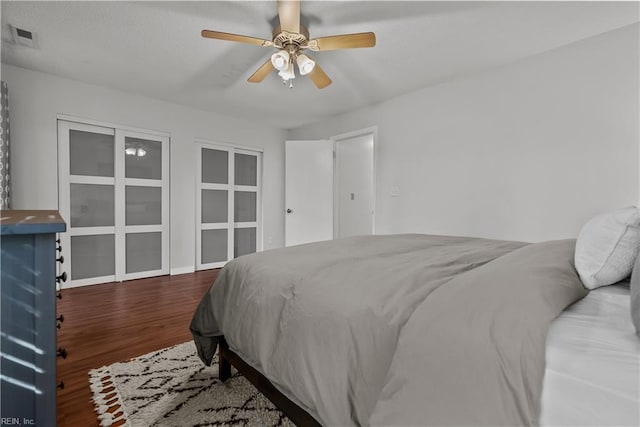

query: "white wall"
(1, 64), (286, 272)
(289, 23), (639, 243)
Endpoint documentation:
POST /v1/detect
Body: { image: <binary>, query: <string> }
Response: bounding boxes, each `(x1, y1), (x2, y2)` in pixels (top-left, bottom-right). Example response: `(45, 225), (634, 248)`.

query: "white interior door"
(334, 130), (375, 238)
(285, 140), (333, 246)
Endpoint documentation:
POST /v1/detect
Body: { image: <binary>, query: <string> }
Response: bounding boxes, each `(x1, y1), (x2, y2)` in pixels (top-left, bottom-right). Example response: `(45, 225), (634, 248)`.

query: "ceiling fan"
(201, 0), (376, 89)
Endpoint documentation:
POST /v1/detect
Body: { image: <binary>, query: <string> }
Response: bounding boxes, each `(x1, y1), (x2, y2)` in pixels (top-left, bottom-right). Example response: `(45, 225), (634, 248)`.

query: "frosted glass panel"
(126, 232), (161, 273)
(234, 191), (256, 222)
(202, 229), (228, 263)
(234, 228), (256, 257)
(202, 190), (228, 223)
(125, 137), (162, 180)
(126, 186), (162, 225)
(71, 234), (115, 280)
(69, 130), (114, 177)
(202, 148), (228, 184)
(70, 184), (114, 227)
(235, 153), (257, 186)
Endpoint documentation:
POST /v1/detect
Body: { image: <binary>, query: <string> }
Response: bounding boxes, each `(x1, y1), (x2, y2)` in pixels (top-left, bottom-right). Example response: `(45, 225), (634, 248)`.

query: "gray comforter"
(190, 234), (587, 426)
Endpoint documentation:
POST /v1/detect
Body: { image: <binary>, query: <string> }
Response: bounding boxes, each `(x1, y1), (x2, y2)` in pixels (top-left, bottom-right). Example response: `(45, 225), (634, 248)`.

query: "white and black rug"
(89, 342), (294, 427)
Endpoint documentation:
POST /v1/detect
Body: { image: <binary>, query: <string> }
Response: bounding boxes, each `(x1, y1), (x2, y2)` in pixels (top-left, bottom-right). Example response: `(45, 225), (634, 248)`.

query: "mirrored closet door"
(196, 143), (262, 270)
(58, 120), (170, 287)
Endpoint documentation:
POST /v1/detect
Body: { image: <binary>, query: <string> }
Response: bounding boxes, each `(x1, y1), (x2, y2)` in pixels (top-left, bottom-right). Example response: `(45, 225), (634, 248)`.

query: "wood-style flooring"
(56, 270), (218, 427)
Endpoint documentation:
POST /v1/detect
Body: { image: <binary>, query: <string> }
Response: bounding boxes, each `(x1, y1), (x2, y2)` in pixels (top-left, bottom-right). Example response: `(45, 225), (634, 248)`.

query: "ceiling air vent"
(10, 25), (39, 49)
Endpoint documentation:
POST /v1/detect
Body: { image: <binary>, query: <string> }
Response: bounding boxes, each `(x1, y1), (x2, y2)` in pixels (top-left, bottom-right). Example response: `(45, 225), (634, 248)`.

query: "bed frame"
(218, 336), (322, 427)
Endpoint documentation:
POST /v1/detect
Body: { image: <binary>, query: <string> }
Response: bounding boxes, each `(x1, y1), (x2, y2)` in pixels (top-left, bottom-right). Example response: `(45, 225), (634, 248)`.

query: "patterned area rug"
(89, 341), (294, 426)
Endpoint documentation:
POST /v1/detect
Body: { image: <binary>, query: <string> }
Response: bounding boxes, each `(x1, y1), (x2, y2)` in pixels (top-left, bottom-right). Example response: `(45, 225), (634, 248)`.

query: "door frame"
(330, 126), (377, 239)
(195, 139), (263, 270)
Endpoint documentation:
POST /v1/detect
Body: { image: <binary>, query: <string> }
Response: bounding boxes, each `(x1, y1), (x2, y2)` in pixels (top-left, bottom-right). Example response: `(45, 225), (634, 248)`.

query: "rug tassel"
(89, 366), (130, 426)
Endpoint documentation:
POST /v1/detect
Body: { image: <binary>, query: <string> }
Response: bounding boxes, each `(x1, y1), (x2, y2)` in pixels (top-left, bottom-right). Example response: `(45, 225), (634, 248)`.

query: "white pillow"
(575, 206), (640, 289)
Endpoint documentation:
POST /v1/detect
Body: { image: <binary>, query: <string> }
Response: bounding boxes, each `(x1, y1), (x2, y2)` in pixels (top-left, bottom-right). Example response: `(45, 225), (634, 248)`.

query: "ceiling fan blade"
(201, 30), (274, 47)
(277, 0), (300, 33)
(247, 59), (275, 83)
(306, 61), (332, 89)
(307, 32), (376, 51)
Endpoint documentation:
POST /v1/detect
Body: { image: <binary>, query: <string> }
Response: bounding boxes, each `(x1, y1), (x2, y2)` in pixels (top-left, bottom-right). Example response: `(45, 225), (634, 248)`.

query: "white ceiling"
(1, 1), (638, 129)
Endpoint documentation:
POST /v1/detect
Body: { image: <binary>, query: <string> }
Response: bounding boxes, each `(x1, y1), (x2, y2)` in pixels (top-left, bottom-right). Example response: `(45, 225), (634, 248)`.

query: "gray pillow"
(631, 254), (640, 336)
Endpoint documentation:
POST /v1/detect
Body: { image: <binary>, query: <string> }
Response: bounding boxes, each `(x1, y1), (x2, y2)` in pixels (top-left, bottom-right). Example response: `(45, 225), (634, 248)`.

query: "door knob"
(286, 209), (293, 214)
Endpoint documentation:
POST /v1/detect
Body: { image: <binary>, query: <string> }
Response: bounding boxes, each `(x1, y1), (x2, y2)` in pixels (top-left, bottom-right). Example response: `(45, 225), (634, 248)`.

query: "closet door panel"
(125, 186), (162, 226)
(70, 234), (115, 280)
(126, 232), (162, 273)
(69, 130), (115, 177)
(234, 227), (256, 258)
(202, 190), (228, 223)
(234, 191), (257, 222)
(234, 153), (257, 186)
(202, 229), (228, 264)
(202, 149), (228, 184)
(70, 183), (115, 227)
(125, 137), (162, 180)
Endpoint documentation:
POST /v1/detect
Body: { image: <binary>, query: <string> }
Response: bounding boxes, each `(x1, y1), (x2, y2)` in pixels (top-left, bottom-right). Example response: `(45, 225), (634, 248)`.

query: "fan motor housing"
(272, 25), (309, 49)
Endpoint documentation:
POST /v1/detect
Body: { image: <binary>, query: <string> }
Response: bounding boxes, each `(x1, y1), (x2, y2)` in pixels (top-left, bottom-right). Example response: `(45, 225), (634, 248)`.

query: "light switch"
(351, 193), (355, 200)
(391, 186), (400, 197)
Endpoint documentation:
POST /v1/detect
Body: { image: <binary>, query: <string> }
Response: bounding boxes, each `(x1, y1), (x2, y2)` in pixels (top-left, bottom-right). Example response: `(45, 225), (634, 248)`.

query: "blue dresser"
(1, 210), (66, 425)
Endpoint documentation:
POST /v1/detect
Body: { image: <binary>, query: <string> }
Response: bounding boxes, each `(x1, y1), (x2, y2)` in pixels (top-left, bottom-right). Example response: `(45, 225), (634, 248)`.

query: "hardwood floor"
(56, 270), (218, 427)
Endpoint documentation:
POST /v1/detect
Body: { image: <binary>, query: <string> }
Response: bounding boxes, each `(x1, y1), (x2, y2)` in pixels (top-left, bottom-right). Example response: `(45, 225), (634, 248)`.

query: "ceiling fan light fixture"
(278, 62), (295, 81)
(296, 54), (315, 75)
(271, 50), (290, 71)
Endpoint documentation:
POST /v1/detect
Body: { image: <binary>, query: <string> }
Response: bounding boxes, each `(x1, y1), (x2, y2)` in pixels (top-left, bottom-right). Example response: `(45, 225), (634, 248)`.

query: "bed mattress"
(541, 283), (640, 426)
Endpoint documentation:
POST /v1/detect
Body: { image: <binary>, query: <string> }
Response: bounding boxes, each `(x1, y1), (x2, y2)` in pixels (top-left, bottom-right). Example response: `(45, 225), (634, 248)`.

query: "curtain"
(0, 81), (10, 209)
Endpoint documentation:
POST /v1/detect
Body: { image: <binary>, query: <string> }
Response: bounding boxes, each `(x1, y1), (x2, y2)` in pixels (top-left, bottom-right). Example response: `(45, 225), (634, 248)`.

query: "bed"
(190, 233), (640, 426)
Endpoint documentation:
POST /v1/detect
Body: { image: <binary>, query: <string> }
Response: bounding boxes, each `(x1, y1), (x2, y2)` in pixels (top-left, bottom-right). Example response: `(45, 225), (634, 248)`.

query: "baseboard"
(170, 266), (195, 276)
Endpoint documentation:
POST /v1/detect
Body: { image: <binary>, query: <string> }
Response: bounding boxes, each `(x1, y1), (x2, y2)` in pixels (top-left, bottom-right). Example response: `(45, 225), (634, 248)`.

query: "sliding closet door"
(196, 143), (262, 270)
(58, 122), (117, 286)
(118, 130), (170, 281)
(197, 146), (231, 269)
(234, 149), (261, 258)
(58, 120), (169, 287)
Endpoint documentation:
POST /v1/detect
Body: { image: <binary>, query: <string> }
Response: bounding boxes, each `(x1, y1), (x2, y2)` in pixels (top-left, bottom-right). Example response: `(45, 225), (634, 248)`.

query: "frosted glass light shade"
(278, 62), (295, 80)
(296, 54), (315, 75)
(271, 50), (290, 71)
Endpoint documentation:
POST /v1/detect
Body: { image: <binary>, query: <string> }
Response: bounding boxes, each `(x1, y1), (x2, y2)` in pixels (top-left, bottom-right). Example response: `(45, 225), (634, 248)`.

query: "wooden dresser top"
(0, 210), (67, 235)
